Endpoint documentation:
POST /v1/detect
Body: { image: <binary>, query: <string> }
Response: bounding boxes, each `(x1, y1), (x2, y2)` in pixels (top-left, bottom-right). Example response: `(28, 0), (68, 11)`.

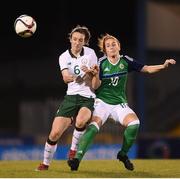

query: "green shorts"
(55, 94), (95, 118)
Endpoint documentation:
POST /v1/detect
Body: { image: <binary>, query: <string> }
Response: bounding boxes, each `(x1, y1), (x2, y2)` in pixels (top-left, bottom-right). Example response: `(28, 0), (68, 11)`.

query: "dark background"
(0, 0), (180, 157)
(1, 0), (137, 59)
(0, 0), (138, 134)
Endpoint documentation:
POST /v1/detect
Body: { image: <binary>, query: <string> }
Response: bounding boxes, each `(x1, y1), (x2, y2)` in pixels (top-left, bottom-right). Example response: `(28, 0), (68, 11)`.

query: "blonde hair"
(98, 34), (120, 54)
(69, 25), (91, 45)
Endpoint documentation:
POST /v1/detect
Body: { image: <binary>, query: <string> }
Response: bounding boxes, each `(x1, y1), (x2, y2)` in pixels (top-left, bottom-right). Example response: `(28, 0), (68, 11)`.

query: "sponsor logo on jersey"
(78, 150), (83, 154)
(104, 67), (110, 72)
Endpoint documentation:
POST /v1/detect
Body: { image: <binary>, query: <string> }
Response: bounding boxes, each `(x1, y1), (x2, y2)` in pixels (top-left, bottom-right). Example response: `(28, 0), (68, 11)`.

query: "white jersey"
(59, 46), (98, 98)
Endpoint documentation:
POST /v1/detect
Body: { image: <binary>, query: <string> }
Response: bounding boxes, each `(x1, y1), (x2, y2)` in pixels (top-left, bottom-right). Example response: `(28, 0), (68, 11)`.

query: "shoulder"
(123, 55), (144, 65)
(59, 49), (70, 60)
(98, 55), (107, 65)
(122, 55), (137, 65)
(123, 55), (134, 62)
(83, 46), (96, 54)
(122, 55), (145, 71)
(99, 55), (107, 61)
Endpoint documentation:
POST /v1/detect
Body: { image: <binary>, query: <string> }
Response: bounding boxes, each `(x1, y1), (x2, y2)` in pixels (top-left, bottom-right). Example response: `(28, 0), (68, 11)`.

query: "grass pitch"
(0, 159), (179, 178)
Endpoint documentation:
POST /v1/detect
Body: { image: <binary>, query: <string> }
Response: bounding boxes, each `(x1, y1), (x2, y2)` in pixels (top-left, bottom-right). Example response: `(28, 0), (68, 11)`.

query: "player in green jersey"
(68, 34), (176, 171)
(36, 25), (98, 171)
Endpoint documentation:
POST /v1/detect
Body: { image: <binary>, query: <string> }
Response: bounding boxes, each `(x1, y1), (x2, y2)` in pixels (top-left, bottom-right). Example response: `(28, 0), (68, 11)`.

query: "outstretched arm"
(141, 59), (176, 74)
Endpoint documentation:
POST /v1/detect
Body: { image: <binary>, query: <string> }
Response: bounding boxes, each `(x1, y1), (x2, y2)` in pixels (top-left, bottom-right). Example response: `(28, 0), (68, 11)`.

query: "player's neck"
(108, 55), (120, 64)
(71, 49), (81, 58)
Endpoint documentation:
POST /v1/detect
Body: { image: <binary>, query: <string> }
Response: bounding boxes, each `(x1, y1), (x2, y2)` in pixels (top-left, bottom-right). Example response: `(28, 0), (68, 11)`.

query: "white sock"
(70, 129), (86, 151)
(43, 142), (57, 166)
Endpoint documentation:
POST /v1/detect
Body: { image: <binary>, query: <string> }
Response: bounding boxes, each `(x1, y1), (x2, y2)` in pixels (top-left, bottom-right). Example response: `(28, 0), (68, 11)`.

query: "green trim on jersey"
(96, 57), (129, 105)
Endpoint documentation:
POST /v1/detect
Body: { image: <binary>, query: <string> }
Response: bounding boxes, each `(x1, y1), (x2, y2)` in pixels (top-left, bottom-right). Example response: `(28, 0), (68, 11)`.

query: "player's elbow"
(63, 75), (73, 83)
(141, 65), (153, 74)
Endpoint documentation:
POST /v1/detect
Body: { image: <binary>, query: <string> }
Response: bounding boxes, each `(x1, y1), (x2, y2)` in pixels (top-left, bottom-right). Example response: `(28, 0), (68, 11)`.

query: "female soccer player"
(36, 25), (98, 171)
(68, 34), (176, 171)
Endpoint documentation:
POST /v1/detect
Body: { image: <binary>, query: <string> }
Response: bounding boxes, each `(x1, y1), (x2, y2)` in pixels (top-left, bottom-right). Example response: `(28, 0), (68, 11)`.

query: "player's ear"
(118, 42), (121, 51)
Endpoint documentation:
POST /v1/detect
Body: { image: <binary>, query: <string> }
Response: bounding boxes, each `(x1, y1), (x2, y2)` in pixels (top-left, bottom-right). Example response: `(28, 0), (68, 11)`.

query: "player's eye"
(72, 37), (77, 41)
(105, 44), (110, 48)
(79, 38), (84, 43)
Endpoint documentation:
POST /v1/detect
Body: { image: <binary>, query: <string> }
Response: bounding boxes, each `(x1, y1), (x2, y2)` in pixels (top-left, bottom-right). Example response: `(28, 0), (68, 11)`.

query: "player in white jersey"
(68, 34), (176, 171)
(36, 25), (98, 171)
(60, 46), (97, 98)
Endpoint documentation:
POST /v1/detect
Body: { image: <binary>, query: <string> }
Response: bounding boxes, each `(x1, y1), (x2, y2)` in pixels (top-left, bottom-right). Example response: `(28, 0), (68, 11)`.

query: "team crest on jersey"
(81, 58), (88, 65)
(119, 63), (124, 69)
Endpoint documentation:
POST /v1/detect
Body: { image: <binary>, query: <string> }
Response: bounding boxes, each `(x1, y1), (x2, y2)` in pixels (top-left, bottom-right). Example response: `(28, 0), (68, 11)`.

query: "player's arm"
(61, 69), (75, 83)
(59, 55), (75, 83)
(80, 64), (101, 89)
(91, 64), (101, 90)
(141, 59), (176, 74)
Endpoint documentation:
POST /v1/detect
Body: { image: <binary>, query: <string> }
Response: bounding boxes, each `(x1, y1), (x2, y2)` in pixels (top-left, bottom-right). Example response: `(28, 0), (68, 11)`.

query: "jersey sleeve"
(59, 54), (68, 71)
(124, 55), (145, 72)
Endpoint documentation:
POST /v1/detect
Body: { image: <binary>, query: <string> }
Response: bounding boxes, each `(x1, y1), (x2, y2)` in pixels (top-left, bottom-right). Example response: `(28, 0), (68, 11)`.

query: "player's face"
(70, 32), (85, 53)
(105, 38), (120, 57)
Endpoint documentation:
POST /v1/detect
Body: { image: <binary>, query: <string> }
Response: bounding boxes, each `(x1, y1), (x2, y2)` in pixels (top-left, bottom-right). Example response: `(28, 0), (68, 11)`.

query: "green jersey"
(96, 55), (144, 105)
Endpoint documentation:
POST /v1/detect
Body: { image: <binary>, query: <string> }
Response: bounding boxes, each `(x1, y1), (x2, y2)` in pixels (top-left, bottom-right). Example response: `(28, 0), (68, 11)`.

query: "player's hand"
(163, 59), (176, 68)
(81, 65), (90, 73)
(90, 64), (99, 76)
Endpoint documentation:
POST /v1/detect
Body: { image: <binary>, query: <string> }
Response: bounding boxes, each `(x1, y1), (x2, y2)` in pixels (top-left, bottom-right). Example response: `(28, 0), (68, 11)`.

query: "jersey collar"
(68, 47), (84, 58)
(107, 55), (123, 65)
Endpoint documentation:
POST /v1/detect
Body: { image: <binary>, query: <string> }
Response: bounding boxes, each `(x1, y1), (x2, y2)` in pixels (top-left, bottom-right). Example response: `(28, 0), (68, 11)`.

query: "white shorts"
(93, 98), (136, 125)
